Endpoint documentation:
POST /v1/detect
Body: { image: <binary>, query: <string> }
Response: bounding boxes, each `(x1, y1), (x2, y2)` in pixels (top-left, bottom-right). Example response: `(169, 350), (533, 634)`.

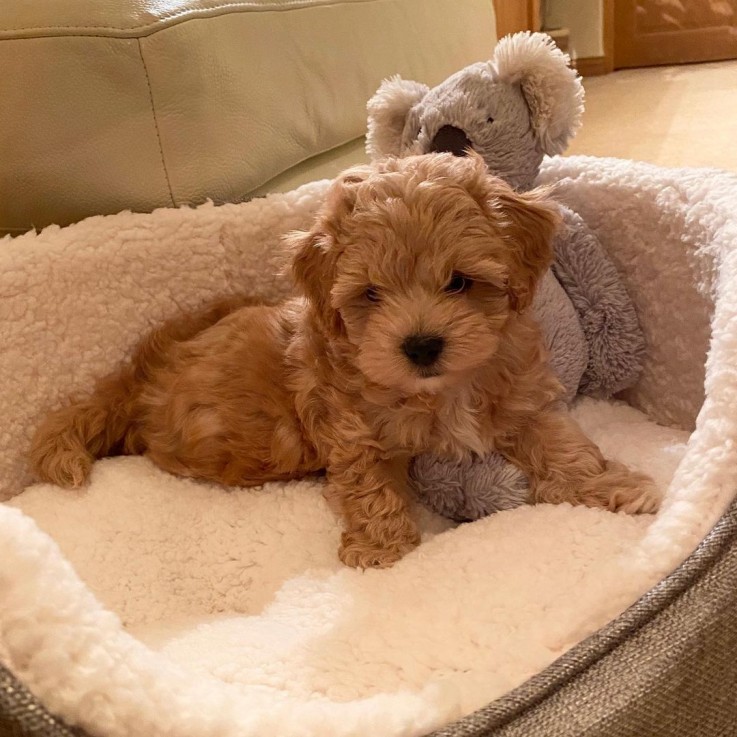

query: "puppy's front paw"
(338, 531), (419, 569)
(609, 478), (661, 515)
(599, 461), (662, 515)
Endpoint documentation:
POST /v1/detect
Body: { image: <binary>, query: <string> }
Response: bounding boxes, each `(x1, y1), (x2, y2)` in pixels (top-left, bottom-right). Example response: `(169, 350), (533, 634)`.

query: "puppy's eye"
(365, 285), (381, 303)
(487, 116), (495, 124)
(445, 273), (473, 294)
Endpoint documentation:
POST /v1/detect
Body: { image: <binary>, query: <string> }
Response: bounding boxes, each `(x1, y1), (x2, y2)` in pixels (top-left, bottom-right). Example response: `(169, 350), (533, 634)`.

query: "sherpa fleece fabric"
(1, 156), (737, 737)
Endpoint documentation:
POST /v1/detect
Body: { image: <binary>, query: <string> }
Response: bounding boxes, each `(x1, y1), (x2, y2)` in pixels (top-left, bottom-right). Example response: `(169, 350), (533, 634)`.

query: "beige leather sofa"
(0, 0), (497, 236)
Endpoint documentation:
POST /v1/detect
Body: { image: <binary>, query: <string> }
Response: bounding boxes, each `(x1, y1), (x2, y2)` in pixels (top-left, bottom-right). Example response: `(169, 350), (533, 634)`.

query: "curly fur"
(365, 33), (644, 523)
(29, 154), (659, 569)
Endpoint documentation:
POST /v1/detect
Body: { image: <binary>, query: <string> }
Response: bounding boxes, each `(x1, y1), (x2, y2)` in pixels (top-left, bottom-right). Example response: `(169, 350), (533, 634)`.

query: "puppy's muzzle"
(429, 125), (473, 157)
(402, 334), (445, 368)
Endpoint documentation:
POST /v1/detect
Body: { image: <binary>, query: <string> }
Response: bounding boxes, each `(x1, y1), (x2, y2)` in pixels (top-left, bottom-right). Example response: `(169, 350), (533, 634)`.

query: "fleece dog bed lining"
(3, 498), (737, 737)
(2, 155), (737, 737)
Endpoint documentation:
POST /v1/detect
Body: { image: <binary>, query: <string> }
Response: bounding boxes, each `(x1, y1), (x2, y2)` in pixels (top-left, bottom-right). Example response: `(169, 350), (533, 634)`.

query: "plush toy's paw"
(410, 453), (529, 522)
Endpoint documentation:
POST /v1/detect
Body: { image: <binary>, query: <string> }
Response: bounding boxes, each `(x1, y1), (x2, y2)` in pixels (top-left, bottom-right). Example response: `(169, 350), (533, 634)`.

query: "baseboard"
(575, 55), (613, 76)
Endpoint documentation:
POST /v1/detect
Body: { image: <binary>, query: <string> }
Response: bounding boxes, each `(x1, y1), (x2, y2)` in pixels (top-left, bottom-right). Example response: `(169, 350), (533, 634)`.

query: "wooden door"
(615, 0), (737, 68)
(493, 0), (542, 38)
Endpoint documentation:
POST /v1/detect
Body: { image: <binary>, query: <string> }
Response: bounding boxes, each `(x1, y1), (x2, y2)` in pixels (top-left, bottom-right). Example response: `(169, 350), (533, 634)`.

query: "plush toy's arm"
(551, 205), (646, 398)
(532, 269), (588, 404)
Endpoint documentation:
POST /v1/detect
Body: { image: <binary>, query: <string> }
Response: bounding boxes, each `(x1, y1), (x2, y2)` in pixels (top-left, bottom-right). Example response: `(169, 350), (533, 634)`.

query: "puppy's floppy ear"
(366, 75), (429, 159)
(488, 182), (561, 313)
(287, 228), (342, 334)
(287, 165), (373, 333)
(446, 153), (558, 312)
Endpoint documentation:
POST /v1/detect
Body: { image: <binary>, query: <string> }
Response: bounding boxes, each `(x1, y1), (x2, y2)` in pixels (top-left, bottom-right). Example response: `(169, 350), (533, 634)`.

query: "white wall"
(544, 0), (604, 59)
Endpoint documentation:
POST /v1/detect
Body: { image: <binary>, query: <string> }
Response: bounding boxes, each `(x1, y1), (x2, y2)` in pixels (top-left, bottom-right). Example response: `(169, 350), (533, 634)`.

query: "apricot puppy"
(30, 153), (659, 568)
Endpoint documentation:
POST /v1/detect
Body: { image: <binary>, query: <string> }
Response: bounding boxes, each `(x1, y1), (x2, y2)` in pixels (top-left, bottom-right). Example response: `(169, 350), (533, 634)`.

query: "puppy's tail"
(29, 295), (258, 488)
(29, 364), (143, 488)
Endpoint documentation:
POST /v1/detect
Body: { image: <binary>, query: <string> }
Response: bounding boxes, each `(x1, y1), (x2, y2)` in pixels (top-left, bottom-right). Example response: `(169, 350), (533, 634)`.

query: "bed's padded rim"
(432, 492), (737, 737)
(2, 495), (736, 737)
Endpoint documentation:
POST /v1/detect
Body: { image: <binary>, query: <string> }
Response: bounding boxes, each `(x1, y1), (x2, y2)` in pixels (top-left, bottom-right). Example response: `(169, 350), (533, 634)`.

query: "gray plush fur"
(553, 207), (646, 397)
(403, 64), (543, 192)
(367, 32), (645, 521)
(532, 266), (589, 404)
(410, 452), (530, 522)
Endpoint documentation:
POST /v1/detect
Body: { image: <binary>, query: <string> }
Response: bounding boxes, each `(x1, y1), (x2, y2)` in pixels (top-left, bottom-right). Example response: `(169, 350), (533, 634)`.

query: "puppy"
(30, 153), (659, 568)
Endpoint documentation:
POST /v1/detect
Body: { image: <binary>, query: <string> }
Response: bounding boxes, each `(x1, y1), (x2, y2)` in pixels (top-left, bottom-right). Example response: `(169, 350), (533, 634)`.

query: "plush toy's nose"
(429, 125), (474, 157)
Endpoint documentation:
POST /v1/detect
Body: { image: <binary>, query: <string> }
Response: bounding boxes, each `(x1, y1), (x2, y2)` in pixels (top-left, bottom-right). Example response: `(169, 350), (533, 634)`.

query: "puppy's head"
(288, 153), (560, 394)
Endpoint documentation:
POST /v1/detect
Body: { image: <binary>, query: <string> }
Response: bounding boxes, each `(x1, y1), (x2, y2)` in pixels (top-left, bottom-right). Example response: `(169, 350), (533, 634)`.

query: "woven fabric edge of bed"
(2, 495), (736, 737)
(431, 492), (737, 737)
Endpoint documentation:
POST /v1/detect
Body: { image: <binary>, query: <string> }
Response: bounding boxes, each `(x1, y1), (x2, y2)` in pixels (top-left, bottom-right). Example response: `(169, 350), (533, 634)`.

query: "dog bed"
(1, 155), (737, 737)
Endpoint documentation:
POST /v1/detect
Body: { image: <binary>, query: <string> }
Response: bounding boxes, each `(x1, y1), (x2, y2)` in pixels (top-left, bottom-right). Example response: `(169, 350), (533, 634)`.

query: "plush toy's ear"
(492, 32), (584, 156)
(366, 75), (430, 159)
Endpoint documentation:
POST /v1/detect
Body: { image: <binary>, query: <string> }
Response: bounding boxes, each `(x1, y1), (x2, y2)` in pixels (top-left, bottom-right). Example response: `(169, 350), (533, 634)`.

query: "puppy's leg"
(327, 452), (420, 569)
(497, 408), (660, 514)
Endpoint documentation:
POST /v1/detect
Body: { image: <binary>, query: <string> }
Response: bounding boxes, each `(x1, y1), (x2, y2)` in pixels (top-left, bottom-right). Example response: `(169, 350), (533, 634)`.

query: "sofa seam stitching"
(0, 0), (384, 38)
(137, 38), (176, 208)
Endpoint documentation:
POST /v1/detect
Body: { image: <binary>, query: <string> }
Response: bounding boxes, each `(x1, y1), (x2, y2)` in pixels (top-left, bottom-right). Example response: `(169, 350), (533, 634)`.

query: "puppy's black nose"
(402, 334), (445, 367)
(429, 125), (474, 157)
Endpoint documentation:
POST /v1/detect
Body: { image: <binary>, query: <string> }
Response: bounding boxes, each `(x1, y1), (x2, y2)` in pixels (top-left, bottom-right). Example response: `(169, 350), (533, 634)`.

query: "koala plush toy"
(366, 32), (645, 521)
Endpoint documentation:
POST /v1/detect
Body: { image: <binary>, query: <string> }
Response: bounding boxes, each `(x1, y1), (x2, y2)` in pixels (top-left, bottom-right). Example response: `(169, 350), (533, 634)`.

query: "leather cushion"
(0, 0), (496, 235)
